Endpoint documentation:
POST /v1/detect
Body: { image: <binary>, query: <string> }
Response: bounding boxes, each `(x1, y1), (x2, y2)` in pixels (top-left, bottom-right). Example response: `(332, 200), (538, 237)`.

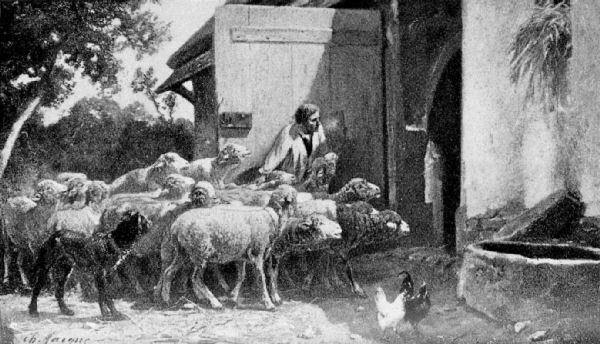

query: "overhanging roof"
(156, 50), (214, 94)
(156, 0), (371, 95)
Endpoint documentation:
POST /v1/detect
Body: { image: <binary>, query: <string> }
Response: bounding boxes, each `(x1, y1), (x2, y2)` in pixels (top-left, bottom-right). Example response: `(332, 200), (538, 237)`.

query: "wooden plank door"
(214, 4), (384, 191)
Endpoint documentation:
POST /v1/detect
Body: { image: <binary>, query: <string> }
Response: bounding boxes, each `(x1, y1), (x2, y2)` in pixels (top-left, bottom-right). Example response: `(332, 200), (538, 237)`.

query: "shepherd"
(259, 103), (328, 183)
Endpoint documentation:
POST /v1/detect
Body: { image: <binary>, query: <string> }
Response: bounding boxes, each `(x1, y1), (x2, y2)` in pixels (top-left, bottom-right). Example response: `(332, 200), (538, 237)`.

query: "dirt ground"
(1, 247), (598, 344)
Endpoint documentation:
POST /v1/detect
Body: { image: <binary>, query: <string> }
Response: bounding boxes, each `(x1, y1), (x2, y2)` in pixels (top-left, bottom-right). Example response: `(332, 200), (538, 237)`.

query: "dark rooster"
(398, 271), (431, 332)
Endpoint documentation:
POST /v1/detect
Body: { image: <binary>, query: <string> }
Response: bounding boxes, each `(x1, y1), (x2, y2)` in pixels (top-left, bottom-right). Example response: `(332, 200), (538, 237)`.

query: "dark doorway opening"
(427, 51), (462, 253)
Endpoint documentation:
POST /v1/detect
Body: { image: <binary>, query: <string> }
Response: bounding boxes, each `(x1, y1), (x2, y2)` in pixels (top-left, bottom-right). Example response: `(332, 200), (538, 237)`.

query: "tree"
(0, 0), (171, 179)
(131, 66), (178, 121)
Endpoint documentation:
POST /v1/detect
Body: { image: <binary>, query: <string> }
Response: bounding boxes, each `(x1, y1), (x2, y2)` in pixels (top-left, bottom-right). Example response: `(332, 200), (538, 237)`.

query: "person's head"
(294, 103), (320, 134)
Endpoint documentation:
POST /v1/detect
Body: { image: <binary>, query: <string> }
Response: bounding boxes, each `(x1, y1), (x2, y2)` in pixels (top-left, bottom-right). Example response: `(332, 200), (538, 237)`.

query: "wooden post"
(381, 0), (403, 210)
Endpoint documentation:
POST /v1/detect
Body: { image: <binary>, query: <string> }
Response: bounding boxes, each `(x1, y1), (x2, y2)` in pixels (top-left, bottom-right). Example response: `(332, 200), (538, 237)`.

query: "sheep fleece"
(170, 207), (280, 263)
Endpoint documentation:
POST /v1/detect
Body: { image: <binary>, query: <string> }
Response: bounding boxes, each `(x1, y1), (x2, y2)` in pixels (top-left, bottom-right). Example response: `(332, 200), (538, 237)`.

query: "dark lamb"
(28, 211), (150, 320)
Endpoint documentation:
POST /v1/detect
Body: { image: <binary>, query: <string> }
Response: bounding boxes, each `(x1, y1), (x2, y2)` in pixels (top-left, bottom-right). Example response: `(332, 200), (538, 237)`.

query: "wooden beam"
(230, 26), (380, 46)
(155, 50), (214, 94)
(382, 0), (402, 210)
(171, 84), (195, 104)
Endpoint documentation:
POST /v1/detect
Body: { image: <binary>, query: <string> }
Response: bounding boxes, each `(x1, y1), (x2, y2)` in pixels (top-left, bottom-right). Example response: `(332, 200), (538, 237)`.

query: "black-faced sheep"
(109, 152), (190, 195)
(180, 143), (251, 189)
(2, 180), (66, 288)
(155, 186), (297, 310)
(28, 211), (150, 320)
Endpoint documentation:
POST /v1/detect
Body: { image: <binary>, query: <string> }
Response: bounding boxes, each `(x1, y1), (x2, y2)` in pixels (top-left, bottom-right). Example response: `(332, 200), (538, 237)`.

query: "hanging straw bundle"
(509, 1), (571, 110)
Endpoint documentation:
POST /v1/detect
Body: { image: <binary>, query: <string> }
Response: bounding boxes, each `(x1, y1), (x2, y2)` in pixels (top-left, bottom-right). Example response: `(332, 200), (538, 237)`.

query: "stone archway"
(425, 45), (462, 253)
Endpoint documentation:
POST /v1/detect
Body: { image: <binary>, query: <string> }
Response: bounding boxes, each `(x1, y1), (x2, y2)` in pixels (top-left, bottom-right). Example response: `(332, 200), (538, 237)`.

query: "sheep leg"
(344, 259), (366, 298)
(159, 247), (185, 305)
(28, 257), (52, 318)
(318, 254), (333, 291)
(94, 271), (113, 320)
(53, 257), (75, 316)
(2, 246), (11, 285)
(328, 256), (346, 288)
(190, 263), (223, 309)
(229, 261), (246, 306)
(248, 251), (275, 310)
(17, 250), (31, 289)
(267, 256), (282, 305)
(213, 266), (231, 293)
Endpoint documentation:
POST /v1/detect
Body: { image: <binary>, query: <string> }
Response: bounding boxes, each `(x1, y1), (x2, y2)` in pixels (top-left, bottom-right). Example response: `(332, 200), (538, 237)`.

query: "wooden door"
(214, 4), (384, 191)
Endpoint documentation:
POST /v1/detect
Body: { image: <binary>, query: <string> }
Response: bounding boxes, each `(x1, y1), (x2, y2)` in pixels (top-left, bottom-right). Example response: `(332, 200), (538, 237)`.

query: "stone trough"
(457, 190), (600, 322)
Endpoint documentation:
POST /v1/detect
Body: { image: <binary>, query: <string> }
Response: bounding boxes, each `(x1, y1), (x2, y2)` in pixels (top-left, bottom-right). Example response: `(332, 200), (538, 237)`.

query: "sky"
(41, 0), (225, 126)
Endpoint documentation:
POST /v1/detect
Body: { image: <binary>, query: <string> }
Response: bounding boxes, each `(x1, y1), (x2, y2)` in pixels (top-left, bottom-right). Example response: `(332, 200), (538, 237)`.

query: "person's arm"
(259, 126), (292, 175)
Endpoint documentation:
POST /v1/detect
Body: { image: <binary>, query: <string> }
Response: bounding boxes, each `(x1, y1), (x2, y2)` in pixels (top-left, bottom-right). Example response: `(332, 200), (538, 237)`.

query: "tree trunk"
(0, 96), (42, 179)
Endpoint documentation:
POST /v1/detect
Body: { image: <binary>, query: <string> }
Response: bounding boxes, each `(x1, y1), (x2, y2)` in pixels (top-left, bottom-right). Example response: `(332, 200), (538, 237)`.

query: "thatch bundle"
(509, 1), (571, 110)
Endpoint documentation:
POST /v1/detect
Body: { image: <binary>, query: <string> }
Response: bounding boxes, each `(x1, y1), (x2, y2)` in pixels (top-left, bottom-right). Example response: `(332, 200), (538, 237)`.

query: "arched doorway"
(426, 51), (462, 253)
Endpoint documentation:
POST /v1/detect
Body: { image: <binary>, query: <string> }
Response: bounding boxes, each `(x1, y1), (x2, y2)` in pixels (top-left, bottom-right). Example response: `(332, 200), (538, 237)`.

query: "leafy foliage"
(509, 1), (571, 110)
(0, 0), (171, 132)
(1, 97), (194, 198)
(131, 67), (177, 121)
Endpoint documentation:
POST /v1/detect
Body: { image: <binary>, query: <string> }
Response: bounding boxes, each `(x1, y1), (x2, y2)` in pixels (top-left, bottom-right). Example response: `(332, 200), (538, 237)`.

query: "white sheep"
(109, 152), (190, 195)
(155, 185), (297, 310)
(2, 180), (66, 287)
(55, 172), (88, 185)
(216, 177), (381, 209)
(180, 143), (251, 189)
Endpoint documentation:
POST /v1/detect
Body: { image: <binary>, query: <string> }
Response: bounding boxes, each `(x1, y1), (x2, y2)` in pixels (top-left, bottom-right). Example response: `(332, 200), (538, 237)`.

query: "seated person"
(259, 103), (327, 183)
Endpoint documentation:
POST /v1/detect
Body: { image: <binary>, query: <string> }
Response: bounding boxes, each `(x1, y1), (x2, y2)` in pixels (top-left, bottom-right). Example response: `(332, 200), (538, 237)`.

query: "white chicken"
(374, 286), (407, 332)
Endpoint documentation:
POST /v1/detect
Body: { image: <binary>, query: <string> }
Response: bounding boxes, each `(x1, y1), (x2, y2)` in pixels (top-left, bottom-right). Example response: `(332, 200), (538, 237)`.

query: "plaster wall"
(462, 0), (562, 220)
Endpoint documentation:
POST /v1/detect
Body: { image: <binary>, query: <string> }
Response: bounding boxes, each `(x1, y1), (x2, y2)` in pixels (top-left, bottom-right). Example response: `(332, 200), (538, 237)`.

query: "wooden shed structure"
(157, 0), (462, 250)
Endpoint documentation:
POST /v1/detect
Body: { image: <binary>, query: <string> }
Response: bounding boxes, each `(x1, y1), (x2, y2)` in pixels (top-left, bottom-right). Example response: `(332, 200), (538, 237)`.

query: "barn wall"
(213, 5), (385, 189)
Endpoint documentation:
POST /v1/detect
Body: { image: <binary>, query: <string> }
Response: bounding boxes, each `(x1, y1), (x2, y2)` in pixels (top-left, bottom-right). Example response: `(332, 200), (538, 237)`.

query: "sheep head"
(111, 211), (152, 249)
(378, 209), (410, 236)
(267, 185), (298, 217)
(32, 179), (67, 206)
(215, 143), (251, 166)
(160, 173), (195, 200)
(298, 214), (342, 241)
(257, 170), (297, 190)
(85, 180), (109, 207)
(146, 152), (190, 188)
(60, 177), (88, 207)
(336, 178), (381, 203)
(189, 181), (216, 207)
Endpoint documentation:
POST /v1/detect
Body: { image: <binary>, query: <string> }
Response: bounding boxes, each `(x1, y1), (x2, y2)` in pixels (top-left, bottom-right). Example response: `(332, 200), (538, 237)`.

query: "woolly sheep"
(299, 152), (339, 193)
(109, 152), (190, 195)
(55, 172), (88, 185)
(266, 214), (342, 305)
(315, 205), (410, 296)
(97, 179), (214, 295)
(2, 180), (66, 287)
(180, 143), (251, 189)
(155, 185), (297, 310)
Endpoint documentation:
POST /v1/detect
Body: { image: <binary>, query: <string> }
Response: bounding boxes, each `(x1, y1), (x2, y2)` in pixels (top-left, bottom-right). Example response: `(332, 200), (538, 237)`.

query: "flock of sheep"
(1, 143), (410, 320)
